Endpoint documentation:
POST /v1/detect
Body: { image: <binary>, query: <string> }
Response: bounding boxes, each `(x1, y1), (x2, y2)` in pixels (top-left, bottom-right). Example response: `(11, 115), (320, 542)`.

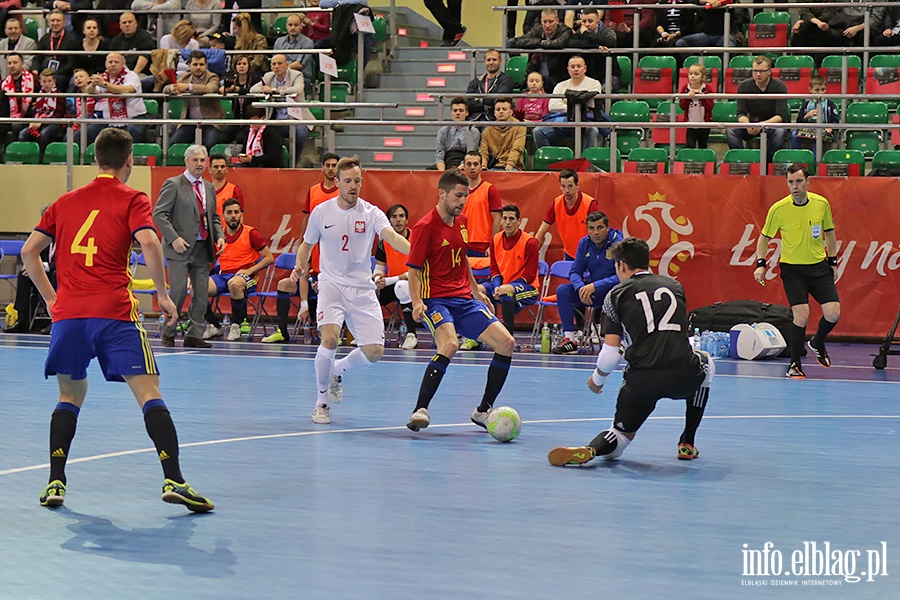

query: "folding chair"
(249, 253), (305, 341)
(0, 240), (26, 294)
(211, 261), (273, 341)
(530, 260), (572, 347)
(518, 260), (548, 345)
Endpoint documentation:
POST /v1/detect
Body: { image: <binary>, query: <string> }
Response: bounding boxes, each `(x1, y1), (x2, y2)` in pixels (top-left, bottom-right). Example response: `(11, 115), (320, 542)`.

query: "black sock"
(478, 353), (512, 412)
(500, 296), (516, 334)
(49, 402), (79, 484)
(205, 302), (220, 327)
(812, 316), (837, 347)
(231, 298), (247, 324)
(789, 323), (806, 365)
(680, 387), (709, 446)
(142, 399), (184, 483)
(588, 429), (618, 456)
(415, 354), (451, 411)
(402, 303), (417, 333)
(276, 291), (292, 336)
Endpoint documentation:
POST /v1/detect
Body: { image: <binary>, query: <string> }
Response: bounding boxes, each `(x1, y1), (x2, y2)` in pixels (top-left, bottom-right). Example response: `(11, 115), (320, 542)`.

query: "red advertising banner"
(151, 168), (900, 339)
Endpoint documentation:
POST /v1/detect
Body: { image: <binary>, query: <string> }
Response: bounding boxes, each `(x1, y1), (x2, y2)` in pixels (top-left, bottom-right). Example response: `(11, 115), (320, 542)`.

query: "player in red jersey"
(21, 128), (214, 512)
(405, 168), (517, 432)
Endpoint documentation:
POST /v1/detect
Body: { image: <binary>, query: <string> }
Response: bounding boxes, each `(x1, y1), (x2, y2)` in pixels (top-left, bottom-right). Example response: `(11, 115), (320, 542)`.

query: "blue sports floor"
(1, 334), (898, 599)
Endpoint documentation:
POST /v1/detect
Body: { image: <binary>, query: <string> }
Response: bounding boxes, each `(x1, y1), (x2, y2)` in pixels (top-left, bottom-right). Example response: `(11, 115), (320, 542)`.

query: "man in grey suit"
(153, 145), (226, 348)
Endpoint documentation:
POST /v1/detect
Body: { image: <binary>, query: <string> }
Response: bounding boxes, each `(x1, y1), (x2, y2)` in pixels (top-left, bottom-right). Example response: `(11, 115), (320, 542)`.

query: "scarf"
(102, 69), (130, 119)
(33, 85), (60, 120)
(2, 70), (35, 118)
(73, 95), (96, 132)
(246, 125), (266, 157)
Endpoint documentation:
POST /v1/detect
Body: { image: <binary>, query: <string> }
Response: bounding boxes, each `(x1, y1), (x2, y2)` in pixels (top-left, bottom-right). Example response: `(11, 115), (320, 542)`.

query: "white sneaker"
(401, 332), (418, 350)
(202, 324), (221, 340)
(471, 407), (492, 430)
(327, 374), (343, 403)
(226, 323), (242, 341)
(311, 404), (331, 424)
(407, 407), (430, 431)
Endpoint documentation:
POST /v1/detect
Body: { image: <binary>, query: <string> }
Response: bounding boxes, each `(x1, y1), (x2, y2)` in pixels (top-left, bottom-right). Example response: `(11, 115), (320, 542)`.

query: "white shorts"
(316, 281), (385, 346)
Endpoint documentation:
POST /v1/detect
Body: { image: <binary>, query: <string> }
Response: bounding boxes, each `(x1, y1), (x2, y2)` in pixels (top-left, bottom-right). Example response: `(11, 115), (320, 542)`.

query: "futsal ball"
(486, 406), (522, 442)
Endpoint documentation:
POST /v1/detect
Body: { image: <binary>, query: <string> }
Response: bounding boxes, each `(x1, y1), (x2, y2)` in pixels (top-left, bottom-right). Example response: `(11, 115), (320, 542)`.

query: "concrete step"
(359, 88), (444, 104)
(378, 72), (471, 90)
(387, 59), (477, 79)
(332, 146), (434, 169)
(393, 46), (476, 62)
(352, 103), (445, 120)
(336, 131), (438, 151)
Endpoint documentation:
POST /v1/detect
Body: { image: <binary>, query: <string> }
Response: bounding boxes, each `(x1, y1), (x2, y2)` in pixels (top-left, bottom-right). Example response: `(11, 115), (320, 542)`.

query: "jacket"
(479, 118), (526, 171)
(168, 70), (225, 128)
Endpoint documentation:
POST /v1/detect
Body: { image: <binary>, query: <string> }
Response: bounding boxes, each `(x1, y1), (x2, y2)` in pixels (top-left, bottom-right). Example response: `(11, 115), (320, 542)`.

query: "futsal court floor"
(1, 333), (898, 599)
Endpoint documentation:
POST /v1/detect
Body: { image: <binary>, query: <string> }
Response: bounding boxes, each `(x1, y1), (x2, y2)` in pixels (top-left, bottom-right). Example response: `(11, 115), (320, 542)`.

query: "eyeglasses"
(751, 69), (771, 74)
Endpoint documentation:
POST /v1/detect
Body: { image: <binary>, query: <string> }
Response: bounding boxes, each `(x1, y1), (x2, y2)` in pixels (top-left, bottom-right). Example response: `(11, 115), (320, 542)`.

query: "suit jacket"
(153, 174), (224, 262)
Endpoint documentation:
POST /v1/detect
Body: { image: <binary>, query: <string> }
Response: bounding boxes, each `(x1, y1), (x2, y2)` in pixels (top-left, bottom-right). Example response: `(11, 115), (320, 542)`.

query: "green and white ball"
(486, 406), (522, 442)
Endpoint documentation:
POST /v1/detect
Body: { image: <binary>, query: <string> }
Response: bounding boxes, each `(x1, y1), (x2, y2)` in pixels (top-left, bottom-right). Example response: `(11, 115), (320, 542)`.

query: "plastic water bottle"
(551, 324), (560, 347)
(138, 311), (145, 324)
(719, 332), (730, 358)
(700, 330), (711, 355)
(540, 322), (550, 353)
(692, 327), (701, 351)
(398, 322), (408, 347)
(222, 314), (231, 327)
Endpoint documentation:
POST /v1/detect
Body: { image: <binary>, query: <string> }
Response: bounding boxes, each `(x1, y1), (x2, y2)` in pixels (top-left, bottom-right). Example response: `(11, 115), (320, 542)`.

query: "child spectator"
(678, 63), (714, 149)
(301, 0), (331, 44)
(792, 75), (838, 152)
(515, 71), (550, 122)
(70, 68), (97, 134)
(19, 68), (65, 161)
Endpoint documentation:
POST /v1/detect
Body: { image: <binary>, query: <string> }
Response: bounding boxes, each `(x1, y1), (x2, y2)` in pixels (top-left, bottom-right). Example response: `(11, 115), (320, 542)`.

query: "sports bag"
(689, 300), (795, 357)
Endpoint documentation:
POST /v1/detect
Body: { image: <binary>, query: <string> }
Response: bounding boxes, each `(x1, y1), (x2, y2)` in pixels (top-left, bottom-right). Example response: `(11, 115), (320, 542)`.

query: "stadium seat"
(679, 55), (722, 93)
(624, 147), (668, 173)
(709, 100), (738, 144)
(819, 54), (861, 95)
(42, 142), (79, 165)
(769, 148), (815, 176)
(167, 143), (191, 166)
(143, 99), (159, 116)
(872, 150), (900, 175)
(582, 147), (621, 172)
(749, 11), (791, 47)
(866, 55), (900, 109)
(845, 102), (889, 158)
(24, 18), (39, 41)
(609, 100), (650, 156)
(773, 55), (815, 111)
(337, 58), (358, 85)
(673, 147), (716, 174)
(167, 98), (185, 120)
(132, 143), (163, 166)
(533, 146), (574, 171)
(725, 55), (754, 94)
(720, 148), (761, 175)
(319, 82), (351, 103)
(651, 100), (686, 146)
(634, 55), (677, 96)
(506, 55), (528, 89)
(617, 56), (633, 91)
(4, 141), (40, 164)
(258, 18), (268, 37)
(220, 99), (234, 119)
(282, 145), (290, 168)
(373, 16), (388, 43)
(84, 143), (96, 165)
(271, 16), (288, 36)
(817, 149), (865, 176)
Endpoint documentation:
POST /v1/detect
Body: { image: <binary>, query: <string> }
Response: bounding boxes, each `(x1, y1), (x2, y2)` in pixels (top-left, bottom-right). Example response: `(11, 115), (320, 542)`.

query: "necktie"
(193, 180), (208, 240)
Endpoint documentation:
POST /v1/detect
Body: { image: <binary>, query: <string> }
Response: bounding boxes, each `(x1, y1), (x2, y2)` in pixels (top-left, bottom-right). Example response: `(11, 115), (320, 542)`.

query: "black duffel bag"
(689, 300), (797, 357)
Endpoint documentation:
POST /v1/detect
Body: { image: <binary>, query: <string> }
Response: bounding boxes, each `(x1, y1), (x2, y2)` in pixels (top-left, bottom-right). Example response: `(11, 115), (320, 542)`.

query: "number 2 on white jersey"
(634, 287), (681, 333)
(71, 210), (100, 267)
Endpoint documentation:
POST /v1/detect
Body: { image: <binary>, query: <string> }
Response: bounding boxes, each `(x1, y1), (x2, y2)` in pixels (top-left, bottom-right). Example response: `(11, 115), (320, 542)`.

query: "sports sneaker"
(327, 374), (343, 403)
(202, 324), (222, 340)
(261, 330), (286, 344)
(406, 407), (430, 431)
(176, 322), (188, 333)
(39, 480), (66, 507)
(677, 443), (699, 460)
(161, 479), (214, 513)
(547, 446), (596, 466)
(470, 407), (492, 430)
(240, 320), (251, 334)
(401, 332), (418, 350)
(460, 337), (480, 350)
(312, 404), (331, 424)
(450, 26), (466, 46)
(551, 338), (579, 355)
(226, 323), (242, 341)
(807, 339), (831, 367)
(786, 362), (806, 379)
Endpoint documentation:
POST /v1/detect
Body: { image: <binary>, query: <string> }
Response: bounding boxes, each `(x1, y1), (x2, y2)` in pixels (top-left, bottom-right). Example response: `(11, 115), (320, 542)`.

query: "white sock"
(333, 347), (373, 376)
(315, 345), (336, 406)
(564, 331), (575, 342)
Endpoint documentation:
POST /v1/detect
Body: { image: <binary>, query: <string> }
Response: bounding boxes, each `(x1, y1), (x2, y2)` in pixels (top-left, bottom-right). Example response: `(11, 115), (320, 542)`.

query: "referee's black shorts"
(779, 260), (840, 307)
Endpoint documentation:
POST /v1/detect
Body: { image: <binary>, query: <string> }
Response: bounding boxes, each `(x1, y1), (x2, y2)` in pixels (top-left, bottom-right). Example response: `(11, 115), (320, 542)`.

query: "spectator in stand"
(654, 0), (695, 58)
(72, 18), (110, 78)
(435, 96), (480, 170)
(465, 48), (515, 123)
(871, 4), (900, 47)
(0, 18), (37, 81)
(423, 0), (466, 47)
(232, 12), (269, 73)
(19, 68), (66, 161)
(534, 168), (599, 260)
(131, 0), (182, 37)
(603, 0), (656, 48)
(274, 14), (315, 86)
(230, 0), (263, 36)
(86, 51), (147, 144)
(0, 0), (22, 35)
(675, 0), (736, 50)
(1, 53), (34, 142)
(186, 0), (223, 45)
(237, 106), (285, 168)
(43, 0), (92, 37)
(461, 150), (502, 257)
(508, 8), (573, 92)
(95, 0), (131, 38)
(220, 54), (263, 143)
(679, 63), (713, 149)
(209, 153), (245, 216)
(70, 68), (97, 134)
(533, 54), (604, 151)
(249, 54), (311, 160)
(570, 7), (621, 91)
(109, 13), (156, 92)
(166, 51), (226, 150)
(515, 71), (550, 122)
(479, 97), (526, 172)
(301, 0), (331, 44)
(727, 55), (789, 163)
(38, 10), (81, 91)
(791, 76), (839, 153)
(317, 0), (375, 68)
(160, 20), (201, 79)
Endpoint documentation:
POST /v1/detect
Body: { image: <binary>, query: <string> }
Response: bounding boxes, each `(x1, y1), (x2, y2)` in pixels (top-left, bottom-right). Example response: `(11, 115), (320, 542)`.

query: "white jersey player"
(293, 157), (410, 425)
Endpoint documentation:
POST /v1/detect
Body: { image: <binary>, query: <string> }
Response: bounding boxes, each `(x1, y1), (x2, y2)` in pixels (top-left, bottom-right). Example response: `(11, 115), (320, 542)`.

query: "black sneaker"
(551, 338), (579, 355)
(807, 339), (831, 367)
(161, 479), (214, 513)
(39, 480), (66, 507)
(786, 362), (806, 379)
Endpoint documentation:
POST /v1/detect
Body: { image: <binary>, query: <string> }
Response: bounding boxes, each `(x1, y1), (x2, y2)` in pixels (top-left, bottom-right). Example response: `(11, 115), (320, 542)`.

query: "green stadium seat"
(769, 148), (815, 175)
(673, 147), (717, 174)
(84, 143), (96, 165)
(533, 146), (574, 171)
(337, 58), (357, 84)
(609, 100), (650, 156)
(282, 145), (290, 168)
(617, 56), (633, 91)
(373, 16), (388, 43)
(319, 82), (351, 103)
(845, 102), (889, 158)
(624, 147), (669, 173)
(24, 18), (39, 42)
(220, 99), (234, 119)
(749, 11), (791, 47)
(728, 55), (755, 69)
(709, 100), (738, 144)
(819, 55), (861, 95)
(167, 98), (185, 119)
(4, 141), (40, 164)
(132, 143), (163, 166)
(720, 148), (761, 175)
(143, 99), (158, 115)
(167, 143), (191, 166)
(818, 149), (865, 176)
(42, 142), (79, 165)
(581, 147), (621, 172)
(505, 56), (528, 88)
(684, 55), (723, 71)
(271, 16), (288, 36)
(872, 150), (900, 175)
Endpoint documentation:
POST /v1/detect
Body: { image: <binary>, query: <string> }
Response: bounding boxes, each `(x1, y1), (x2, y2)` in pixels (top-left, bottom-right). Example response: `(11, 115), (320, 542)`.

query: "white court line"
(2, 414), (899, 478)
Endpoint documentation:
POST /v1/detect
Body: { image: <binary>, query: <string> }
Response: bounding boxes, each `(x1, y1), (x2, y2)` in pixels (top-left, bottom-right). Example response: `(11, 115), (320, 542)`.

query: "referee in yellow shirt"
(753, 164), (840, 378)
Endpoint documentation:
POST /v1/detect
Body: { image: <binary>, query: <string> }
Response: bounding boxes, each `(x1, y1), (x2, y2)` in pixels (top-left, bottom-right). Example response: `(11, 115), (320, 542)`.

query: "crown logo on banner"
(622, 192), (695, 277)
